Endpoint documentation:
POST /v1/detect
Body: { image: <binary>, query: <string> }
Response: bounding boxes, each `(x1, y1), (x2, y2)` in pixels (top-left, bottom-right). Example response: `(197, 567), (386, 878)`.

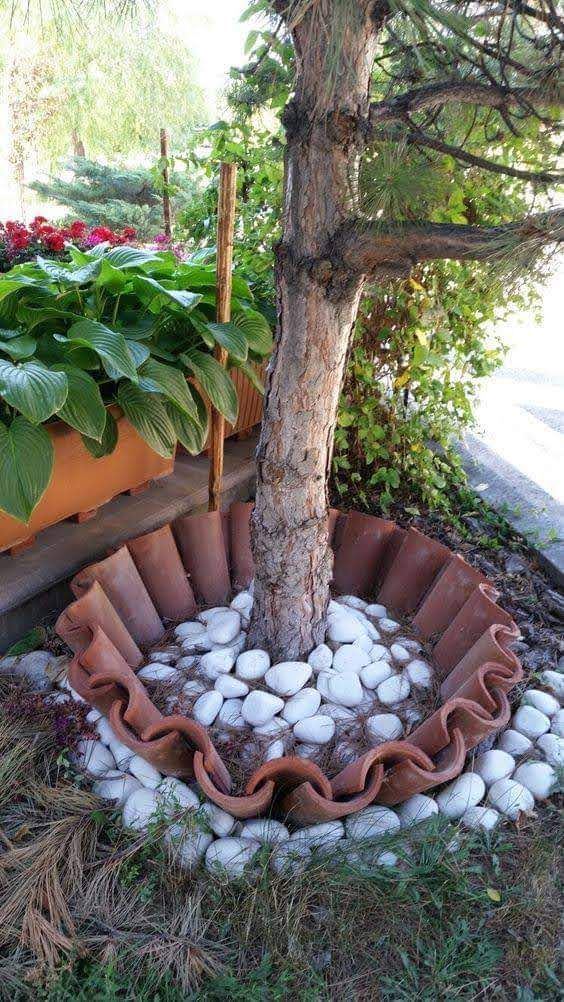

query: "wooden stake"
(208, 161), (237, 512)
(160, 128), (172, 238)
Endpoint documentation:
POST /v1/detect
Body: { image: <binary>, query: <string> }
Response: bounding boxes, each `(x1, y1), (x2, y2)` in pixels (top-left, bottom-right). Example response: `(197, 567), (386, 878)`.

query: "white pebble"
(217, 698), (246, 728)
(182, 679), (207, 699)
(377, 850), (398, 867)
(521, 689), (560, 717)
(366, 713), (403, 744)
(73, 739), (116, 778)
(540, 670), (564, 700)
(308, 644), (333, 672)
(321, 702), (357, 724)
(149, 651), (177, 665)
(390, 643), (410, 665)
(93, 774), (141, 807)
(182, 633), (212, 653)
(345, 806), (400, 841)
(473, 749), (515, 787)
(551, 709), (564, 738)
(207, 610), (241, 645)
(377, 674), (410, 706)
(360, 661), (394, 689)
(265, 661), (312, 696)
(327, 616), (366, 644)
(397, 794), (439, 828)
(379, 618), (400, 634)
(86, 708), (102, 724)
(214, 675), (249, 698)
(201, 802), (235, 837)
(436, 773), (485, 820)
(293, 715), (335, 745)
(282, 688), (321, 724)
(333, 645), (371, 674)
(175, 621), (206, 641)
(128, 754), (162, 789)
(461, 805), (500, 831)
(497, 729), (533, 756)
(242, 690), (284, 726)
(177, 655), (198, 671)
(370, 644), (392, 661)
(512, 705), (551, 740)
(231, 590), (253, 612)
(199, 606), (228, 623)
(239, 819), (289, 845)
(294, 743), (320, 759)
(193, 690), (223, 725)
(365, 603), (387, 619)
(205, 837), (258, 877)
(137, 663), (178, 683)
(327, 672), (364, 707)
(316, 671), (336, 701)
(235, 649), (270, 681)
(536, 732), (564, 768)
(122, 788), (159, 830)
(95, 717), (115, 745)
(200, 650), (235, 680)
(109, 738), (135, 770)
(488, 777), (534, 818)
(254, 717), (289, 736)
(339, 595), (367, 610)
(264, 739), (285, 761)
(354, 634), (374, 654)
(158, 776), (199, 810)
(404, 659), (433, 688)
(512, 761), (557, 800)
(166, 825), (212, 869)
(270, 842), (311, 874)
(290, 821), (344, 850)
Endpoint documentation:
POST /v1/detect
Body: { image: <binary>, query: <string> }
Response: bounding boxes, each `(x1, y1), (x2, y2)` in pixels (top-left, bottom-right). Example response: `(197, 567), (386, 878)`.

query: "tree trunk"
(72, 131), (86, 157)
(248, 2), (379, 660)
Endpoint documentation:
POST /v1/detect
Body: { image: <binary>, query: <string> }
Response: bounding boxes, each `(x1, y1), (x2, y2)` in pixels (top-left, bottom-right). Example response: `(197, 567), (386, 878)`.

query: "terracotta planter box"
(0, 406), (174, 555)
(225, 365), (265, 440)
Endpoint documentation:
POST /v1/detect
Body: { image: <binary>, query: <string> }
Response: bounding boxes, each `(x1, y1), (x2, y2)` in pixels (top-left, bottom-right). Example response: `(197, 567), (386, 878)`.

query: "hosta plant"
(0, 243), (272, 523)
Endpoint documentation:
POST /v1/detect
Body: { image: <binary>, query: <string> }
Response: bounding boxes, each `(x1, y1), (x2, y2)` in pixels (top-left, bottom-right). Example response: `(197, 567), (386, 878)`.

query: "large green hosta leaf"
(0, 417), (53, 522)
(180, 349), (238, 425)
(0, 334), (37, 360)
(138, 358), (198, 421)
(104, 246), (159, 270)
(207, 322), (248, 362)
(0, 360), (68, 423)
(65, 320), (138, 382)
(36, 256), (102, 285)
(117, 382), (177, 458)
(82, 408), (118, 458)
(52, 364), (107, 440)
(133, 274), (203, 312)
(166, 402), (207, 455)
(233, 309), (273, 357)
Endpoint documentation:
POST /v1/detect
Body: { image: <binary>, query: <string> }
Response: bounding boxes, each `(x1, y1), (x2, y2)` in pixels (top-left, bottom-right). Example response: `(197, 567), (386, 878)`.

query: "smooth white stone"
(345, 806), (400, 841)
(0, 650), (55, 690)
(175, 621), (207, 641)
(536, 732), (564, 768)
(404, 659), (433, 688)
(390, 643), (411, 665)
(334, 740), (358, 765)
(540, 670), (564, 700)
(370, 644), (393, 661)
(158, 776), (200, 810)
(122, 788), (159, 831)
(199, 606), (228, 623)
(354, 634), (374, 654)
(327, 672), (363, 707)
(205, 837), (259, 877)
(177, 655), (199, 671)
(217, 698), (245, 728)
(69, 686), (85, 703)
(396, 794), (439, 828)
(201, 802), (236, 837)
(365, 603), (388, 619)
(282, 688), (321, 724)
(214, 675), (249, 698)
(358, 687), (377, 712)
(332, 645), (371, 674)
(321, 702), (356, 723)
(108, 738), (135, 770)
(254, 717), (289, 736)
(328, 599), (341, 613)
(473, 749), (515, 786)
(95, 717), (115, 745)
(270, 841), (311, 874)
(207, 610), (241, 645)
(230, 591), (253, 614)
(308, 644), (333, 673)
(364, 621), (382, 642)
(264, 739), (285, 761)
(293, 715), (335, 745)
(242, 690), (284, 726)
(182, 679), (207, 698)
(461, 805), (500, 831)
(93, 773), (141, 807)
(398, 638), (422, 653)
(73, 739), (116, 778)
(377, 851), (398, 867)
(360, 661), (394, 689)
(235, 649), (270, 681)
(378, 618), (400, 634)
(316, 671), (337, 701)
(239, 819), (289, 845)
(294, 742), (320, 759)
(166, 825), (213, 868)
(512, 761), (557, 800)
(327, 617), (366, 644)
(193, 691), (223, 726)
(137, 663), (179, 683)
(290, 821), (344, 850)
(128, 754), (162, 789)
(521, 689), (560, 717)
(86, 708), (102, 724)
(512, 705), (551, 740)
(149, 651), (177, 664)
(265, 661), (312, 696)
(404, 707), (423, 727)
(182, 634), (212, 654)
(366, 713), (403, 744)
(200, 650), (235, 680)
(488, 777), (534, 818)
(376, 674), (410, 706)
(551, 709), (564, 737)
(497, 728), (533, 756)
(338, 595), (367, 610)
(436, 773), (486, 819)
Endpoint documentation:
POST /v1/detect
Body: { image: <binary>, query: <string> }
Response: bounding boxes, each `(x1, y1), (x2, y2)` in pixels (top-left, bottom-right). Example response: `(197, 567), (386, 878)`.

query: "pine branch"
(398, 127), (562, 183)
(369, 81), (561, 127)
(337, 209), (564, 277)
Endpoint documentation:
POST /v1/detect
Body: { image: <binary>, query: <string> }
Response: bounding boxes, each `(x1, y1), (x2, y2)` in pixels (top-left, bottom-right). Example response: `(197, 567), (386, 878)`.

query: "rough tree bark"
(248, 3), (381, 659)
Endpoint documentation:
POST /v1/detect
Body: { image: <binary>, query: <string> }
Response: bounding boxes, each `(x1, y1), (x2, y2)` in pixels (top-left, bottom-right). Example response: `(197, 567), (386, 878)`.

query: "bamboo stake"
(208, 161), (237, 512)
(160, 128), (172, 238)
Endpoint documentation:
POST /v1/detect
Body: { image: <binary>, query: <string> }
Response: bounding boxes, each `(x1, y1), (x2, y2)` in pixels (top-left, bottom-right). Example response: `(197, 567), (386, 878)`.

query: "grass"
(0, 683), (561, 1002)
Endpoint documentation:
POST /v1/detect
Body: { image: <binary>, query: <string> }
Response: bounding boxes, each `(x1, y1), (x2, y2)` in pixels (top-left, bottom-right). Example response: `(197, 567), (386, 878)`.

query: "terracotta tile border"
(55, 502), (523, 825)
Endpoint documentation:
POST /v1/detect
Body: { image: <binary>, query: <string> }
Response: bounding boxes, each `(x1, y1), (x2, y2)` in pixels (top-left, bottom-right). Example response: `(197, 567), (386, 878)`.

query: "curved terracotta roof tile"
(55, 503), (523, 824)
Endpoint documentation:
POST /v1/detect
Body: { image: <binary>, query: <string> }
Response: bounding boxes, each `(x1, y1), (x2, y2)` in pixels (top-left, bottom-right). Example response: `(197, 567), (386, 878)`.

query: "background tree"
(243, 0), (563, 659)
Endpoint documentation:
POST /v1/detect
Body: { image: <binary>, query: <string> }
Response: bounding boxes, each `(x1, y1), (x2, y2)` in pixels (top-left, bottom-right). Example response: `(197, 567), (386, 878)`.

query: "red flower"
(69, 220), (88, 238)
(43, 231), (65, 252)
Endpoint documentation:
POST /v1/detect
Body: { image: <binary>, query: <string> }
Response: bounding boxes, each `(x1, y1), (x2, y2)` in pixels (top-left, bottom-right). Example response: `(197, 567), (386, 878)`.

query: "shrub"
(0, 217), (137, 272)
(0, 243), (272, 523)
